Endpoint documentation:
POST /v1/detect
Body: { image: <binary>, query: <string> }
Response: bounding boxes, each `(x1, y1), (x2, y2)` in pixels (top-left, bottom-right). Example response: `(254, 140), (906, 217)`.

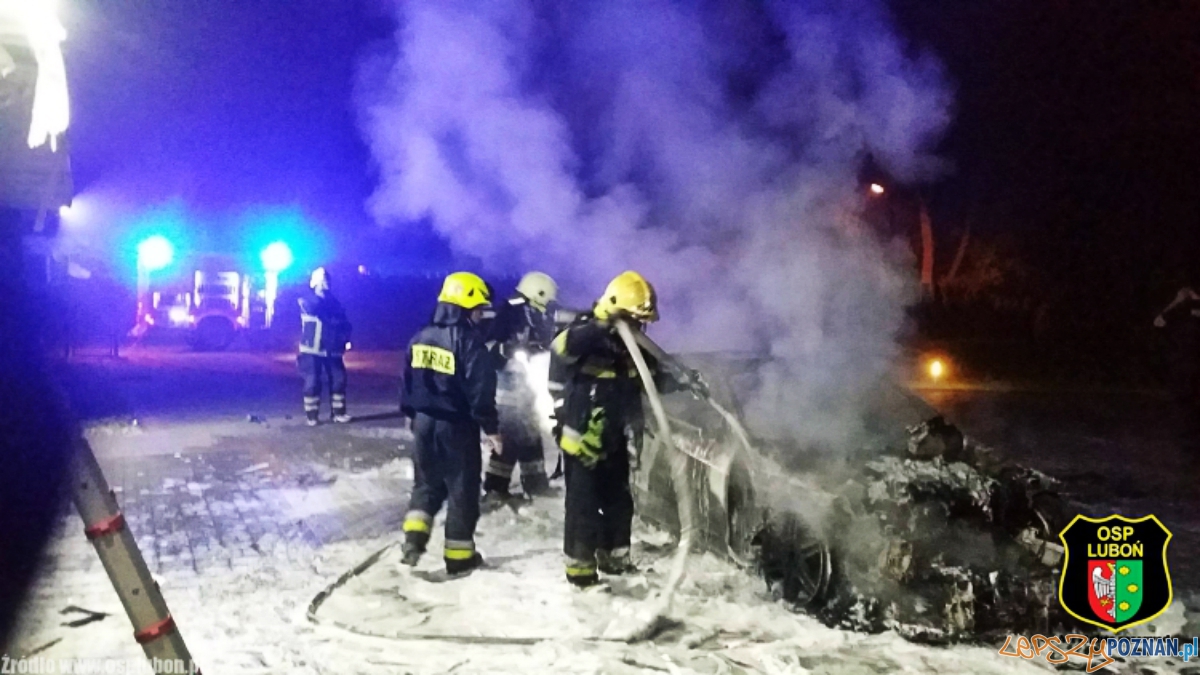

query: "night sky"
(61, 0), (1200, 294)
(893, 0), (1200, 296)
(63, 0), (394, 260)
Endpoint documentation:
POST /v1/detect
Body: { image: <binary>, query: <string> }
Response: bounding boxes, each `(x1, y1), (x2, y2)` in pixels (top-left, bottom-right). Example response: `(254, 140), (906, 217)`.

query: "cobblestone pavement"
(99, 413), (410, 573)
(11, 408), (419, 664)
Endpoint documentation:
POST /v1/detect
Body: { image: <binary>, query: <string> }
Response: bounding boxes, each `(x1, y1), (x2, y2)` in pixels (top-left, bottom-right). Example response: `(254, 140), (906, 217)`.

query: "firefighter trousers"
(402, 413), (483, 564)
(563, 434), (633, 578)
(298, 354), (347, 419)
(484, 402), (546, 493)
(484, 365), (547, 493)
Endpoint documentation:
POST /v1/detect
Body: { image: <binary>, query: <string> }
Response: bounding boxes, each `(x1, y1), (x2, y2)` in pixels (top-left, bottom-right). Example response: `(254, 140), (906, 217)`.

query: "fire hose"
(622, 324), (759, 566)
(608, 319), (695, 642)
(305, 539), (551, 645)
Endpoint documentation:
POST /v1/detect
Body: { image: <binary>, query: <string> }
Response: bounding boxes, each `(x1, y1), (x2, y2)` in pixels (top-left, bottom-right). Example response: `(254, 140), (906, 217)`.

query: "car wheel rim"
(756, 515), (833, 608)
(784, 540), (831, 606)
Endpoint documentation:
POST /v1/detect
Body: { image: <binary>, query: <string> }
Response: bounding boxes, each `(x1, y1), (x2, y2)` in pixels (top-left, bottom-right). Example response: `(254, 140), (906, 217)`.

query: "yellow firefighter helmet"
(594, 271), (658, 322)
(438, 272), (492, 309)
(516, 271), (558, 312)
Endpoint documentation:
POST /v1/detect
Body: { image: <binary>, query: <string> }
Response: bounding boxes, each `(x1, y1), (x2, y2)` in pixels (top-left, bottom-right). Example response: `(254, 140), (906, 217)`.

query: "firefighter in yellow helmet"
(549, 271), (703, 587)
(399, 272), (499, 574)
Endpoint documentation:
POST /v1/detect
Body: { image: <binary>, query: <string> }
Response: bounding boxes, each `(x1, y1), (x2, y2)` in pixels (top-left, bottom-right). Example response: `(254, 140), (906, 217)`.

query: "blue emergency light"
(261, 241), (294, 273)
(136, 235), (174, 272)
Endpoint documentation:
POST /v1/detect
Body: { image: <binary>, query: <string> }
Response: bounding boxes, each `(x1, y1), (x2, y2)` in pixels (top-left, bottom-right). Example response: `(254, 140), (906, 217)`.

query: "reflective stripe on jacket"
(299, 291), (351, 356)
(402, 302), (499, 435)
(549, 314), (669, 454)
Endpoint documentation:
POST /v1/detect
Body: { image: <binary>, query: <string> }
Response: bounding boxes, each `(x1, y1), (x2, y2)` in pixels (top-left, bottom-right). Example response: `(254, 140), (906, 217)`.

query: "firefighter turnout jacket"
(488, 294), (556, 358)
(482, 292), (557, 495)
(402, 302), (500, 435)
(298, 291), (352, 357)
(550, 313), (680, 465)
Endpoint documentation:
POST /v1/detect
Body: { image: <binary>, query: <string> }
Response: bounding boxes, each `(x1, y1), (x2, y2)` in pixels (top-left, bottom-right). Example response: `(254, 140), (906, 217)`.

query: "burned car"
(631, 354), (1076, 642)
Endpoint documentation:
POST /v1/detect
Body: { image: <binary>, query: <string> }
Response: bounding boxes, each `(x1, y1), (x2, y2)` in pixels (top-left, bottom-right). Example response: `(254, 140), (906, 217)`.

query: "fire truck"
(133, 253), (270, 350)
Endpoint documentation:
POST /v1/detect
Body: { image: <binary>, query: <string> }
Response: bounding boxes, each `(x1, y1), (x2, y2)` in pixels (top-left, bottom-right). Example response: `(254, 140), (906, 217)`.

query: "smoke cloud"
(359, 0), (951, 448)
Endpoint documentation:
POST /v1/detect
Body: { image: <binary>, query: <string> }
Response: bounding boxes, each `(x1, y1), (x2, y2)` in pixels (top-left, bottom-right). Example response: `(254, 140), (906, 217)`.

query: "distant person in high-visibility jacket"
(399, 272), (500, 575)
(298, 267), (352, 426)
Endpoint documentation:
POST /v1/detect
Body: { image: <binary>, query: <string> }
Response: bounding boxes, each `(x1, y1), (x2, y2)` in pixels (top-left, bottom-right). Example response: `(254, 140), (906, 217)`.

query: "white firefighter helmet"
(516, 271), (558, 312)
(310, 267), (330, 292)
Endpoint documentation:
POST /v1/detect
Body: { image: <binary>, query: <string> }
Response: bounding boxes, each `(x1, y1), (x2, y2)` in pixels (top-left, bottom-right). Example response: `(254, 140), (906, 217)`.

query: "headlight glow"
(168, 307), (191, 325)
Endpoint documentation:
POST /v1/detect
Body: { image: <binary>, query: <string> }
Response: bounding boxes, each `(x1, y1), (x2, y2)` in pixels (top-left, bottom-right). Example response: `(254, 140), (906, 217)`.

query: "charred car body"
(631, 354), (1078, 642)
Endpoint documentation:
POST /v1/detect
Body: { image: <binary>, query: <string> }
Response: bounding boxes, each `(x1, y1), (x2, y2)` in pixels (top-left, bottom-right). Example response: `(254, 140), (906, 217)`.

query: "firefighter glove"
(566, 442), (603, 469)
(559, 408), (606, 469)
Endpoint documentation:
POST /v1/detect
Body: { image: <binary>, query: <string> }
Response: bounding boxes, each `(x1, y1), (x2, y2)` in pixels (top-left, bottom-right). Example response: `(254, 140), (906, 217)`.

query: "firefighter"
(298, 267), (352, 426)
(551, 271), (704, 587)
(399, 272), (500, 574)
(483, 271), (559, 503)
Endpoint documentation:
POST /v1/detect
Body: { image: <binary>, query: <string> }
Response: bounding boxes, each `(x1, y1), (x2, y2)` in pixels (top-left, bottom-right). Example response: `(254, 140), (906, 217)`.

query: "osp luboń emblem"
(1058, 515), (1172, 633)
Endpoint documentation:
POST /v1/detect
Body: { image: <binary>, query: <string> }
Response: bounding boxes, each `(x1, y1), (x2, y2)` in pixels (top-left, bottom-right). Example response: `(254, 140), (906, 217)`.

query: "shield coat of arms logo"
(1059, 515), (1172, 632)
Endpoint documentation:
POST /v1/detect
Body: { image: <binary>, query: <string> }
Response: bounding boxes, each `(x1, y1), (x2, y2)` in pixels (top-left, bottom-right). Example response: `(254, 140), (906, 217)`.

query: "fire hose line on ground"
(305, 320), (696, 645)
(304, 539), (552, 645)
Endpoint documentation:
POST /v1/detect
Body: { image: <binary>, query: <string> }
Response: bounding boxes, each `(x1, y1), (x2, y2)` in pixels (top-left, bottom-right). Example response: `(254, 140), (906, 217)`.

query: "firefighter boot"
(445, 552), (484, 576)
(400, 511), (431, 567)
(520, 461), (557, 497)
(304, 393), (320, 426)
(481, 489), (528, 513)
(483, 454), (515, 496)
(399, 542), (423, 567)
(332, 393), (350, 423)
(597, 548), (637, 575)
(566, 558), (600, 588)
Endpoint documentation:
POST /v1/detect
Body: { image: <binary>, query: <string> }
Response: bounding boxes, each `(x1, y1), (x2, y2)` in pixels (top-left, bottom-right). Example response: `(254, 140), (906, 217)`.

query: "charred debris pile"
(754, 416), (1087, 644)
